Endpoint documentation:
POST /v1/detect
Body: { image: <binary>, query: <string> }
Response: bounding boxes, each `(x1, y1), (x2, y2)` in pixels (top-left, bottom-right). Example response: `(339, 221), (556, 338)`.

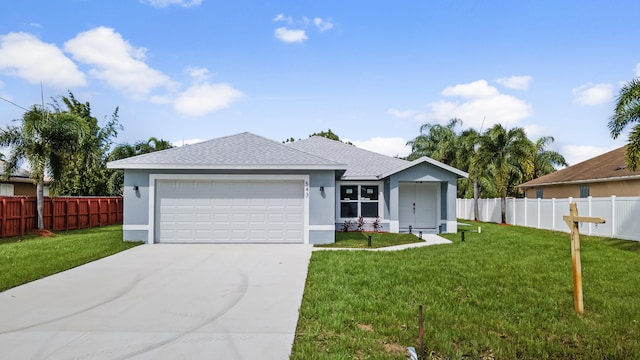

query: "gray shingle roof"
(287, 136), (408, 179)
(107, 132), (346, 170)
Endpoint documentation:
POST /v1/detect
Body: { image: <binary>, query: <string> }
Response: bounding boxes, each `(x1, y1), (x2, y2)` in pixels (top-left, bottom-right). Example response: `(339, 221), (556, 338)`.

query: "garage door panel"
(157, 179), (304, 243)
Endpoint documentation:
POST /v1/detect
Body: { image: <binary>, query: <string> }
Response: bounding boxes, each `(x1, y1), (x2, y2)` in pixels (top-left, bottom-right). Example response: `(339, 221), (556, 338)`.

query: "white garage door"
(156, 179), (304, 243)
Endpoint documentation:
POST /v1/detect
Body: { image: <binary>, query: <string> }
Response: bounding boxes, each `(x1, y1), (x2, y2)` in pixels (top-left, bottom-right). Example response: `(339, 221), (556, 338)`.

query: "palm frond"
(625, 123), (640, 171)
(609, 78), (640, 138)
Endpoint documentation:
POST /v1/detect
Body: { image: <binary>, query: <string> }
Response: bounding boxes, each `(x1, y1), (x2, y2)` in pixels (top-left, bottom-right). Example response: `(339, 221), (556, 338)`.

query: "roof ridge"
(304, 136), (409, 161)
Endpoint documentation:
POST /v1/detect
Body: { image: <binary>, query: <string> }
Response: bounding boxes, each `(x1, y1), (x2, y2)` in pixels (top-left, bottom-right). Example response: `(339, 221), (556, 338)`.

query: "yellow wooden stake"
(562, 202), (605, 314)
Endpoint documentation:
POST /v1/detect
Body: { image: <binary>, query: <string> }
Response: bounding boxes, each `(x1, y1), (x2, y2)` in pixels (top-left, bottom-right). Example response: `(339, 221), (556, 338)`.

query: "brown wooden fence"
(0, 196), (123, 238)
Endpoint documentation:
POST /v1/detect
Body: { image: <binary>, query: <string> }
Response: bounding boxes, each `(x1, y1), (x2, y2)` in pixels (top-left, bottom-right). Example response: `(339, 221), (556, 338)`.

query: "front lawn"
(315, 232), (424, 249)
(292, 222), (640, 359)
(0, 225), (141, 292)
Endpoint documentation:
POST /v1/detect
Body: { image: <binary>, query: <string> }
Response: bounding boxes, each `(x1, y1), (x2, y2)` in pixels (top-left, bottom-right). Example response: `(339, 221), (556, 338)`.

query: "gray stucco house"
(107, 132), (467, 244)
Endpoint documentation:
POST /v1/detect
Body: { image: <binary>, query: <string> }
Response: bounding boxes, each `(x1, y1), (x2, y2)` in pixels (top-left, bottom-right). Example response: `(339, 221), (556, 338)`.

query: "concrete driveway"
(0, 244), (312, 359)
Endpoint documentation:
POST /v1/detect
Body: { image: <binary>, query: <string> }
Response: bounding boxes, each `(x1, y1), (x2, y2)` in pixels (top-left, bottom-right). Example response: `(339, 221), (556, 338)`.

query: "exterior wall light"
(133, 186), (139, 191)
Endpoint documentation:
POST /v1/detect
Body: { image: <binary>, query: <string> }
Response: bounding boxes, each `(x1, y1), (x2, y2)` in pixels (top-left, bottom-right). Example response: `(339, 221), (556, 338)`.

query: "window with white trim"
(0, 183), (14, 196)
(339, 183), (381, 218)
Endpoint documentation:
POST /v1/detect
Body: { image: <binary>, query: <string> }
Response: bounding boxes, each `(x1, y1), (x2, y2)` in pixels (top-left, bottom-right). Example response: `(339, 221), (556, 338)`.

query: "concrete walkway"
(0, 244), (312, 360)
(314, 234), (452, 251)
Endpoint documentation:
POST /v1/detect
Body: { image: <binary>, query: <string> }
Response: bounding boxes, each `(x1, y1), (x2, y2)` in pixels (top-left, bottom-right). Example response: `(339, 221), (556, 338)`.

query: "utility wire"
(0, 95), (29, 111)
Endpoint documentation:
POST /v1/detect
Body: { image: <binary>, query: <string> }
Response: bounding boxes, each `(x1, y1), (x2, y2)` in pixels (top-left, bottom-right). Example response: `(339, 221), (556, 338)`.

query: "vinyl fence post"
(552, 198), (556, 230)
(611, 195), (616, 238)
(537, 197), (541, 229)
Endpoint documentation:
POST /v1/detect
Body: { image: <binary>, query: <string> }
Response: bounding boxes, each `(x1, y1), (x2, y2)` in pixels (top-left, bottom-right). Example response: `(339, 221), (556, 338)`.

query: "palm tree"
(107, 137), (174, 195)
(473, 124), (535, 223)
(609, 78), (640, 171)
(406, 118), (461, 162)
(457, 128), (484, 220)
(531, 136), (568, 179)
(0, 106), (86, 229)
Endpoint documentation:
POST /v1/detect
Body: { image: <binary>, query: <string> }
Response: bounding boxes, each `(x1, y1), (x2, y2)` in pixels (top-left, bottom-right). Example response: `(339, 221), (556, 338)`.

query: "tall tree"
(473, 124), (535, 223)
(308, 129), (353, 145)
(310, 129), (341, 141)
(456, 127), (486, 220)
(406, 118), (462, 162)
(609, 78), (640, 171)
(531, 136), (568, 179)
(107, 137), (173, 195)
(0, 105), (87, 229)
(52, 92), (121, 196)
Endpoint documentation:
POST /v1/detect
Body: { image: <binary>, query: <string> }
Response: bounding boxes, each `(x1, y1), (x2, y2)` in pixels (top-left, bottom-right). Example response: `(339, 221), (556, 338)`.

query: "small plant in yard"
(371, 216), (381, 232)
(356, 216), (365, 231)
(341, 219), (353, 232)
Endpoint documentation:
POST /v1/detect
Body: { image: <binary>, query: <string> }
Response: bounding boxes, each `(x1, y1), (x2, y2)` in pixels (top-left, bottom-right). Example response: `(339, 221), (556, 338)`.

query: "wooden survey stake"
(562, 202), (605, 314)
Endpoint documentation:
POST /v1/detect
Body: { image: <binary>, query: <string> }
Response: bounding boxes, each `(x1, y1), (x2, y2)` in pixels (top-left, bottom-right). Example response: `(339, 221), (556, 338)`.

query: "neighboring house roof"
(107, 132), (346, 170)
(0, 160), (39, 184)
(519, 146), (640, 188)
(287, 136), (468, 180)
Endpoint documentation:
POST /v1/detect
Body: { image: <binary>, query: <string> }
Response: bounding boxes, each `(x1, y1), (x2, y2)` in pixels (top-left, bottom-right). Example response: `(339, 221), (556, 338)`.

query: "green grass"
(292, 221), (640, 359)
(0, 225), (141, 292)
(315, 232), (424, 249)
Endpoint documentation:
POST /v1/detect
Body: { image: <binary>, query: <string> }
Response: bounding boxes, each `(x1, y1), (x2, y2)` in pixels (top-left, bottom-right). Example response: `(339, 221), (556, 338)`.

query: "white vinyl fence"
(457, 196), (640, 242)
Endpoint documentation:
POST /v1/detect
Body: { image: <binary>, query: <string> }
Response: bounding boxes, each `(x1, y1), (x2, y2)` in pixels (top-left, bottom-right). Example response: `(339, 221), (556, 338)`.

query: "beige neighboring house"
(0, 161), (49, 196)
(519, 146), (640, 199)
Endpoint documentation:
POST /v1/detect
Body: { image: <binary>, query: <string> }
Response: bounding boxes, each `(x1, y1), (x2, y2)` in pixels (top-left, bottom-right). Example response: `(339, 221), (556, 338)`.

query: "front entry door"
(399, 183), (437, 230)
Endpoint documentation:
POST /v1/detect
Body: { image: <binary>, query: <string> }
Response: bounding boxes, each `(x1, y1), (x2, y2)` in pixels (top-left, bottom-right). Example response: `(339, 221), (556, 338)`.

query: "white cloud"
(186, 66), (210, 83)
(635, 63), (640, 77)
(572, 83), (613, 106)
(344, 137), (411, 158)
(273, 13), (293, 24)
(274, 27), (308, 43)
(141, 0), (201, 8)
(442, 80), (500, 99)
(314, 17), (334, 32)
(170, 138), (205, 147)
(387, 108), (420, 119)
(522, 124), (545, 139)
(0, 32), (86, 88)
(0, 79), (4, 88)
(64, 26), (176, 98)
(173, 83), (243, 116)
(423, 79), (533, 129)
(495, 75), (532, 90)
(562, 145), (615, 166)
(422, 80), (529, 134)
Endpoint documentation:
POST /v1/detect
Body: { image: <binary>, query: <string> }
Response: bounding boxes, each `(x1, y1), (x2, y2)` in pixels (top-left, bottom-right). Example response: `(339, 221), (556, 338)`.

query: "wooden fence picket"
(0, 196), (123, 238)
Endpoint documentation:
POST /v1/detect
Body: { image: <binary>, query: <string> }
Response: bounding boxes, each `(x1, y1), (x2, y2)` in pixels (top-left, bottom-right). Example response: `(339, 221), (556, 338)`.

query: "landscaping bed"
(315, 232), (424, 249)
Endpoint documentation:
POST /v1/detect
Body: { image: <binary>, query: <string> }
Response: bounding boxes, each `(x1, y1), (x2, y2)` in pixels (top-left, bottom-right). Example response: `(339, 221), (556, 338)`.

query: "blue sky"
(1, 0), (639, 165)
